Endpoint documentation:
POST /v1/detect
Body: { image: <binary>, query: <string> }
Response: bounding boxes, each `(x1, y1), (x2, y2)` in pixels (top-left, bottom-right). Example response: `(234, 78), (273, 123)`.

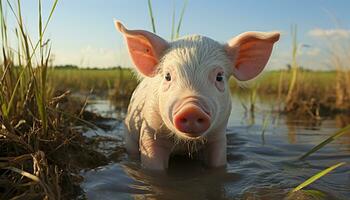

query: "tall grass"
(0, 1), (107, 199)
(1, 0), (56, 137)
(0, 0), (60, 197)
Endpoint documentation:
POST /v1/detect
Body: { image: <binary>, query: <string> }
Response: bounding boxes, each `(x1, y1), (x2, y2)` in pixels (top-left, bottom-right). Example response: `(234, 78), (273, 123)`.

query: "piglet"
(115, 21), (279, 170)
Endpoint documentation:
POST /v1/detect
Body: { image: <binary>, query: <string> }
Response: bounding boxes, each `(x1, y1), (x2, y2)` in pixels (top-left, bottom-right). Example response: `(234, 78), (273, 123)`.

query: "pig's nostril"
(180, 118), (187, 123)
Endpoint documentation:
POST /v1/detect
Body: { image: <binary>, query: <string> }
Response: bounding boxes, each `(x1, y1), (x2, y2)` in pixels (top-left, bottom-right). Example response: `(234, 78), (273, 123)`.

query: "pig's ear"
(225, 31), (280, 81)
(115, 21), (169, 77)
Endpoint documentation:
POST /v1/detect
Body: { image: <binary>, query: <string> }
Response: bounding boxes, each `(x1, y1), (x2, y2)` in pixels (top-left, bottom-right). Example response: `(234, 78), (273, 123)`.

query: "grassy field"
(50, 67), (348, 117)
(50, 67), (336, 95)
(50, 67), (137, 97)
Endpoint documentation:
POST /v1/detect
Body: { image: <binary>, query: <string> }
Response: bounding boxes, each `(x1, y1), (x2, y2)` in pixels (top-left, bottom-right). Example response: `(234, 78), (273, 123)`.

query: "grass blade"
(292, 162), (346, 192)
(147, 0), (156, 33)
(175, 0), (187, 39)
(4, 66), (26, 117)
(0, 0), (9, 50)
(170, 1), (175, 41)
(41, 0), (58, 38)
(299, 124), (350, 160)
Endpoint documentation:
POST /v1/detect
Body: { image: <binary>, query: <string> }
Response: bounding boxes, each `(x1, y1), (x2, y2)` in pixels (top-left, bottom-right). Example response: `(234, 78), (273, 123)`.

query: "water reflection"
(126, 158), (240, 200)
(83, 158), (241, 200)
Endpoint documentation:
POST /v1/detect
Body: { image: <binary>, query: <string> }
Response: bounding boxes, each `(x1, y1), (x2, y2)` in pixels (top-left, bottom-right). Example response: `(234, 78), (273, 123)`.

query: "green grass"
(49, 67), (138, 103)
(49, 68), (338, 95)
(50, 67), (135, 93)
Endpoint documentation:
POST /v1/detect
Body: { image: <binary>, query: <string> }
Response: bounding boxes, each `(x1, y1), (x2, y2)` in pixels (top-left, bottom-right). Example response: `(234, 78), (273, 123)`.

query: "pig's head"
(115, 21), (279, 140)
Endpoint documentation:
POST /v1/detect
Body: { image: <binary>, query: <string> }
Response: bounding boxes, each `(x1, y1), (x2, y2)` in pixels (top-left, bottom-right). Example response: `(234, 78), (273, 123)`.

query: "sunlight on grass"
(300, 124), (350, 160)
(291, 162), (346, 193)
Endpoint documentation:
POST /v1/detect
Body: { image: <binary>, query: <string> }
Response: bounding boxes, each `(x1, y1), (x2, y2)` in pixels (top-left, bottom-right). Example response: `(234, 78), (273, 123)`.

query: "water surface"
(81, 96), (350, 200)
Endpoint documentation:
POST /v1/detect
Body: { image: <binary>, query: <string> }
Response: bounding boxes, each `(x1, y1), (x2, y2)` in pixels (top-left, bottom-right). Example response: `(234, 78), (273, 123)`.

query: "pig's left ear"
(225, 31), (280, 81)
(115, 20), (169, 77)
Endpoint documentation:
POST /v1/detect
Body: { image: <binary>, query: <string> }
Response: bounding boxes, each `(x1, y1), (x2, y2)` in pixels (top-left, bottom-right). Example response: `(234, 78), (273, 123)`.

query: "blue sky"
(8, 0), (350, 70)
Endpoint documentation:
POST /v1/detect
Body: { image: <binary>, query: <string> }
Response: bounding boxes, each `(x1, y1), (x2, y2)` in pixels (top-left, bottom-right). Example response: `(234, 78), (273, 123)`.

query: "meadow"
(50, 67), (137, 97)
(1, 0), (350, 199)
(51, 67), (348, 118)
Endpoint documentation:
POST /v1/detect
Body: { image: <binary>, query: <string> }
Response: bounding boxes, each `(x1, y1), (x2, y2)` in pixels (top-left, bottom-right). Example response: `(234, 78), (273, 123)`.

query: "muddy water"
(81, 96), (350, 200)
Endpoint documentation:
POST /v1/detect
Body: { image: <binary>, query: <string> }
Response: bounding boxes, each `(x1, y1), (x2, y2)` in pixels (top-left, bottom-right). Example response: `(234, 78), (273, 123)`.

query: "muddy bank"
(0, 94), (113, 199)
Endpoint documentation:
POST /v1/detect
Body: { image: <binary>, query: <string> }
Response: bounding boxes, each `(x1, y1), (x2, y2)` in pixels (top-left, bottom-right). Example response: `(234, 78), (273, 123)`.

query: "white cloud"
(308, 28), (350, 39)
(305, 48), (321, 56)
(298, 47), (321, 57)
(79, 45), (117, 67)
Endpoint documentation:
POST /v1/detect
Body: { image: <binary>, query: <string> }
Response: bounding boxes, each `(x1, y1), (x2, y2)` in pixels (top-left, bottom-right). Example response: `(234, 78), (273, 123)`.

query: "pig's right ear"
(225, 31), (280, 81)
(114, 21), (169, 77)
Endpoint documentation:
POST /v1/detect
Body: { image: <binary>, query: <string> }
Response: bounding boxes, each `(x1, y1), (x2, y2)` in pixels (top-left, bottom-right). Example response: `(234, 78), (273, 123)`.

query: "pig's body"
(125, 36), (231, 169)
(115, 21), (279, 170)
(124, 55), (231, 170)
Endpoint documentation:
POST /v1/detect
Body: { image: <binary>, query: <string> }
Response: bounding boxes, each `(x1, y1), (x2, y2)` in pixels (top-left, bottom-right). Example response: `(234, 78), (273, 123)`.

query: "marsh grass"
(0, 1), (108, 199)
(279, 24), (350, 117)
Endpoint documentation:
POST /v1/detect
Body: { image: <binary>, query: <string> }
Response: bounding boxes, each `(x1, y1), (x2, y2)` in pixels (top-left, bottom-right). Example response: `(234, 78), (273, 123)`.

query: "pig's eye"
(165, 72), (172, 81)
(216, 72), (224, 82)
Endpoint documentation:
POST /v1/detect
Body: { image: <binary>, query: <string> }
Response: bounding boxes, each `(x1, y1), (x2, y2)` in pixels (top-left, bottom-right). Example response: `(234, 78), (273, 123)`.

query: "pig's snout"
(173, 103), (211, 137)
